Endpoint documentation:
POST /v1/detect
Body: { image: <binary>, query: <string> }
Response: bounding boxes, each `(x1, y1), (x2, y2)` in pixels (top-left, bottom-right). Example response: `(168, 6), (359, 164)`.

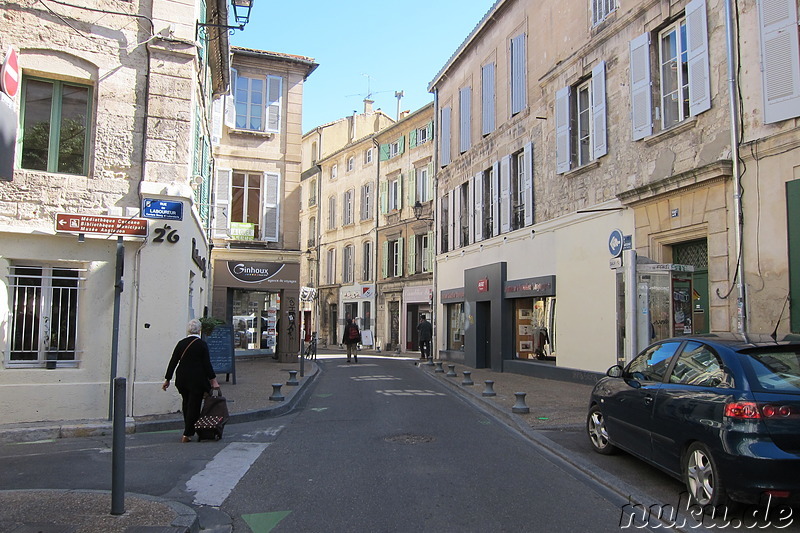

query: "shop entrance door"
(476, 301), (491, 368)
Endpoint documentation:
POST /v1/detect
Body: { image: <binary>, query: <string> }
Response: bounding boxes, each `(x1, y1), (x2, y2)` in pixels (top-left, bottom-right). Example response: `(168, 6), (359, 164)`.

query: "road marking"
(240, 425), (285, 439)
(310, 407), (328, 412)
(243, 511), (292, 532)
(186, 442), (269, 506)
(351, 375), (402, 381)
(337, 363), (379, 367)
(376, 389), (446, 396)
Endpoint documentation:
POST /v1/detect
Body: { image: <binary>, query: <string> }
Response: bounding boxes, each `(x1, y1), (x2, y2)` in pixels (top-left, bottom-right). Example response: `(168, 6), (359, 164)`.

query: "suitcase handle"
(207, 386), (223, 398)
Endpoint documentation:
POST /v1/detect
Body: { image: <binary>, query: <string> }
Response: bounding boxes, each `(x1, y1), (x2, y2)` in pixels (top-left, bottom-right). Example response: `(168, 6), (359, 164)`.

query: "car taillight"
(725, 402), (794, 419)
(725, 402), (761, 419)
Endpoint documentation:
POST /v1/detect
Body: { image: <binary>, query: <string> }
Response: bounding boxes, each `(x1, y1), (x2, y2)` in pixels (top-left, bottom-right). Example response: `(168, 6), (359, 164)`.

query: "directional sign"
(608, 228), (624, 257)
(1, 47), (19, 98)
(56, 213), (148, 236)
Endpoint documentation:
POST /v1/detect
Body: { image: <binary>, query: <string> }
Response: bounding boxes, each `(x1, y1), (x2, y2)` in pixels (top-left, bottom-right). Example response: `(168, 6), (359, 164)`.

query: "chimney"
(399, 110), (410, 120)
(364, 98), (374, 114)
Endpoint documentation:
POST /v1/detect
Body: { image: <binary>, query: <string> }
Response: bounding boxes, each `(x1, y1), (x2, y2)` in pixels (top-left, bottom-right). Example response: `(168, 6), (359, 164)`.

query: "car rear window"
(741, 348), (800, 392)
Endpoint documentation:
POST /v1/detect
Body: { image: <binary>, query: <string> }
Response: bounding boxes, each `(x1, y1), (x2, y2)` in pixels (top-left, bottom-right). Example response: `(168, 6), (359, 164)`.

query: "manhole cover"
(384, 433), (435, 445)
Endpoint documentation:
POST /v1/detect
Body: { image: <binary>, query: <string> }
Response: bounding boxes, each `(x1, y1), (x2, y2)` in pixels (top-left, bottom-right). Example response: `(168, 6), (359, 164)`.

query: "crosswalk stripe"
(186, 442), (269, 506)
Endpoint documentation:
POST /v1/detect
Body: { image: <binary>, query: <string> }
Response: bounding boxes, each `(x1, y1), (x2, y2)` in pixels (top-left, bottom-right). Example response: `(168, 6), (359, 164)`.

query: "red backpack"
(348, 324), (359, 340)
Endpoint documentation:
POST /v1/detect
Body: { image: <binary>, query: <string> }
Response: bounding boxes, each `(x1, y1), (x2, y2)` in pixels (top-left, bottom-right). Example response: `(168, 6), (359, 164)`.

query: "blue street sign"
(608, 228), (624, 257)
(142, 198), (183, 220)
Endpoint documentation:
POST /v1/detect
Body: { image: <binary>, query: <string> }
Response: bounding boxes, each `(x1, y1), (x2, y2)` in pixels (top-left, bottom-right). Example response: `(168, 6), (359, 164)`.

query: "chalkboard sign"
(206, 325), (235, 383)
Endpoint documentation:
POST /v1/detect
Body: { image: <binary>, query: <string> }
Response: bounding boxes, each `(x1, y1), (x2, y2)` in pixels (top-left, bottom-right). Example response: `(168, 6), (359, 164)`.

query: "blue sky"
(231, 1), (495, 134)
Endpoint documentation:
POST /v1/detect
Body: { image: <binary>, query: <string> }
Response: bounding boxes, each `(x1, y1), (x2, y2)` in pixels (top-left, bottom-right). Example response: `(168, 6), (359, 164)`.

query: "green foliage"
(199, 316), (225, 336)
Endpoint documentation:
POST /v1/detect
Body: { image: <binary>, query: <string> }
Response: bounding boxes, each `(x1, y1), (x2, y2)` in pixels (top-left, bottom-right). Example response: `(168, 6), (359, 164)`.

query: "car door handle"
(644, 395), (654, 405)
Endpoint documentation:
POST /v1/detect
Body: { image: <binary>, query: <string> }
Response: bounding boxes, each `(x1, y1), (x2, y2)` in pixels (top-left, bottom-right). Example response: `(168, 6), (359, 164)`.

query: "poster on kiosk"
(636, 263), (694, 352)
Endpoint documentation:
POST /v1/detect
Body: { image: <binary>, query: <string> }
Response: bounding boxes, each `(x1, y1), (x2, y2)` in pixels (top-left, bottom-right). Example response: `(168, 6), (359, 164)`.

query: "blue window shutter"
(592, 61), (608, 159)
(491, 161), (500, 237)
(474, 171), (483, 242)
(511, 34), (527, 115)
(555, 86), (571, 174)
(482, 62), (496, 135)
(500, 155), (511, 234)
(758, 0), (800, 123)
(440, 106), (451, 165)
(459, 86), (472, 153)
(630, 32), (653, 140)
(686, 0), (711, 117)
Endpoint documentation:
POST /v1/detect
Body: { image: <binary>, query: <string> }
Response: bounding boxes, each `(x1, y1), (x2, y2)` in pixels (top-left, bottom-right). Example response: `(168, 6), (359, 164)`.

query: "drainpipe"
(431, 90), (439, 360)
(373, 135), (381, 348)
(724, 0), (747, 337)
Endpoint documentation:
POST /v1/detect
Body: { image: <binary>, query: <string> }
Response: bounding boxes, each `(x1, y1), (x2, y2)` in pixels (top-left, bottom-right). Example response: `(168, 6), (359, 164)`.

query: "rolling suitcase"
(195, 387), (229, 441)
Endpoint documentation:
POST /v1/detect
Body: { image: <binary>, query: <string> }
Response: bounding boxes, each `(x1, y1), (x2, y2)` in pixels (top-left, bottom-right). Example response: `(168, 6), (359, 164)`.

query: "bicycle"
(303, 332), (317, 360)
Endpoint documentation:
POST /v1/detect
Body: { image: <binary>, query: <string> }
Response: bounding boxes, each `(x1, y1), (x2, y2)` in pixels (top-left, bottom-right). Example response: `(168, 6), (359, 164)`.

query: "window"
(21, 77), (90, 175)
(627, 341), (682, 382)
(482, 62), (496, 135)
(347, 156), (354, 172)
(440, 193), (450, 253)
(388, 175), (401, 211)
(556, 62), (607, 173)
(343, 189), (354, 225)
(232, 172), (262, 237)
(8, 265), (83, 367)
(479, 165), (496, 240)
(382, 238), (404, 278)
(510, 33), (527, 115)
(326, 248), (336, 285)
(327, 195), (336, 230)
(410, 122), (433, 148)
(447, 302), (465, 351)
(330, 164), (337, 180)
(389, 140), (401, 158)
(669, 342), (731, 387)
(592, 0), (616, 25)
(364, 147), (374, 164)
(629, 0), (710, 140)
(459, 182), (470, 247)
(440, 105), (452, 166)
(308, 178), (317, 207)
(234, 73), (282, 133)
(307, 216), (316, 248)
(380, 137), (405, 160)
(343, 245), (354, 283)
(410, 232), (434, 274)
(415, 165), (429, 203)
(360, 183), (373, 221)
(459, 86), (471, 153)
(362, 241), (373, 281)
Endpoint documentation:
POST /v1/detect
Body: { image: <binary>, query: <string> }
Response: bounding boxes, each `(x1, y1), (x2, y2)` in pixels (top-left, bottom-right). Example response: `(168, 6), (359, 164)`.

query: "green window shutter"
(427, 162), (434, 201)
(426, 230), (434, 272)
(397, 237), (404, 277)
(380, 180), (388, 214)
(426, 121), (433, 140)
(379, 143), (390, 161)
(408, 169), (417, 207)
(788, 180), (800, 332)
(398, 136), (405, 155)
(409, 128), (417, 148)
(408, 234), (416, 274)
(397, 173), (403, 209)
(382, 240), (389, 278)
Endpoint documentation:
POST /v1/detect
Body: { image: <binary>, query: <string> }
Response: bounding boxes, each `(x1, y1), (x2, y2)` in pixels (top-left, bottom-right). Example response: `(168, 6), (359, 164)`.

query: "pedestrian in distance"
(417, 314), (433, 361)
(342, 317), (361, 363)
(163, 318), (219, 442)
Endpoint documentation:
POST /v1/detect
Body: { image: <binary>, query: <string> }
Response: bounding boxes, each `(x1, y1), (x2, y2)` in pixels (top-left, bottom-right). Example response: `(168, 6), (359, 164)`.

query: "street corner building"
(0, 1), (316, 425)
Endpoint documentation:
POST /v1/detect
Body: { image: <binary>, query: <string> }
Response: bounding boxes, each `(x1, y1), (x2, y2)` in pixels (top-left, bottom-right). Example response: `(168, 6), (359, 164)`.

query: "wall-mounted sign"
(142, 198), (183, 220)
(55, 213), (148, 236)
(477, 278), (489, 292)
(1, 47), (19, 98)
(608, 228), (624, 257)
(230, 222), (255, 240)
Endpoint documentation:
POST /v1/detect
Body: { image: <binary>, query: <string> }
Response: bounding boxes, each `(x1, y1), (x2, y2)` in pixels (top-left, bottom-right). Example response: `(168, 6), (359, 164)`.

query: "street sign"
(1, 47), (19, 98)
(608, 228), (624, 257)
(142, 198), (183, 220)
(56, 213), (148, 236)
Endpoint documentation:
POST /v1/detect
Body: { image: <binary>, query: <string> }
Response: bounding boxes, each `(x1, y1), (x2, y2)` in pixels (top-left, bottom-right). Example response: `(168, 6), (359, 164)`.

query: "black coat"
(165, 336), (216, 395)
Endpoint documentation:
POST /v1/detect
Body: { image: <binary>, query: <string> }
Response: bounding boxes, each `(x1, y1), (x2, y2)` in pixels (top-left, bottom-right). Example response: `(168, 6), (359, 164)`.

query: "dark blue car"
(587, 333), (800, 507)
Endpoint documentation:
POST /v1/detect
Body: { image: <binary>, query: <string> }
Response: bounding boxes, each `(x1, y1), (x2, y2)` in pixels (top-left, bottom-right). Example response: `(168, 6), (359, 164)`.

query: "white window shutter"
(225, 69), (237, 129)
(266, 75), (282, 133)
(511, 34), (527, 115)
(468, 175), (475, 244)
(555, 86), (571, 174)
(591, 62), (608, 159)
(492, 161), (500, 237)
(212, 97), (223, 145)
(459, 86), (471, 153)
(759, 0), (800, 123)
(213, 168), (232, 238)
(686, 0), (711, 116)
(500, 155), (511, 234)
(262, 172), (280, 242)
(440, 106), (452, 165)
(408, 234), (416, 274)
(438, 195), (446, 253)
(474, 171), (483, 242)
(482, 63), (496, 135)
(523, 142), (534, 226)
(630, 32), (653, 140)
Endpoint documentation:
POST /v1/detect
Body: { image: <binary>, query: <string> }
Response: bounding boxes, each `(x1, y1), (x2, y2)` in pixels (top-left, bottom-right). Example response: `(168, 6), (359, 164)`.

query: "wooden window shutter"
(266, 75), (282, 133)
(629, 32), (653, 140)
(686, 0), (711, 117)
(213, 168), (232, 238)
(555, 86), (571, 174)
(592, 61), (608, 159)
(758, 0), (800, 123)
(262, 172), (280, 242)
(523, 143), (534, 226)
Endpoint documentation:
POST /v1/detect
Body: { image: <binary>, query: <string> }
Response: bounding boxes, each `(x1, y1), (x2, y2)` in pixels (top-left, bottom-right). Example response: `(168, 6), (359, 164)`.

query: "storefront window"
(514, 297), (555, 361)
(232, 290), (279, 355)
(446, 303), (465, 351)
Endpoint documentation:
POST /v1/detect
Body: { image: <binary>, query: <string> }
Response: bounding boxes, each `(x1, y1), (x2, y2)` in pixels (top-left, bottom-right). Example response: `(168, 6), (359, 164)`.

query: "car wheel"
(587, 404), (617, 455)
(684, 442), (727, 508)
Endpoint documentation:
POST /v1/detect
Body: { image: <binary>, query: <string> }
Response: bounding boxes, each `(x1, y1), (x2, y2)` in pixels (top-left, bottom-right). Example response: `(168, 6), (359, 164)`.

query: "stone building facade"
(429, 0), (800, 375)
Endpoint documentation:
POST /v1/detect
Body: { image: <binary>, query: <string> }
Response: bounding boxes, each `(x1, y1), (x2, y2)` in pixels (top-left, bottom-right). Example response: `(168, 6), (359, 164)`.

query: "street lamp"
(413, 200), (434, 223)
(197, 0), (254, 35)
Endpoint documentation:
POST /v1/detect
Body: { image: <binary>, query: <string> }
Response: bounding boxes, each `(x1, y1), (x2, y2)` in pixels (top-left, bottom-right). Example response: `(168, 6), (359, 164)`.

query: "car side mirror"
(606, 365), (624, 378)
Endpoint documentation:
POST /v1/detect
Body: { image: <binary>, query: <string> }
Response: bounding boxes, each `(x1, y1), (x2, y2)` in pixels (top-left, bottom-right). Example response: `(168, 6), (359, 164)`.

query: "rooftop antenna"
(395, 90), (404, 121)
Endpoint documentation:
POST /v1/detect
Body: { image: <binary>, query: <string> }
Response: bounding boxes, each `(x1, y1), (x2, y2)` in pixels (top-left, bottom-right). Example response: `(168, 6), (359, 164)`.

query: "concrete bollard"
(269, 383), (285, 401)
(482, 380), (497, 397)
(446, 364), (457, 377)
(461, 371), (474, 386)
(512, 392), (530, 414)
(286, 370), (299, 386)
(434, 361), (444, 373)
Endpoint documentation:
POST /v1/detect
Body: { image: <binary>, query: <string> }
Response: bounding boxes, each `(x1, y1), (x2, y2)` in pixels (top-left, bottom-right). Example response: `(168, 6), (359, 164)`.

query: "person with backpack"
(342, 317), (361, 363)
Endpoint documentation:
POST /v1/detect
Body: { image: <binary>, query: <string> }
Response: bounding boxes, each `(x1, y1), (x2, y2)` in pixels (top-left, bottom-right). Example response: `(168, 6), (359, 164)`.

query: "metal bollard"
(482, 380), (496, 397)
(269, 383), (285, 401)
(446, 364), (457, 377)
(461, 371), (474, 386)
(286, 370), (299, 386)
(512, 392), (530, 414)
(434, 361), (444, 373)
(111, 377), (126, 516)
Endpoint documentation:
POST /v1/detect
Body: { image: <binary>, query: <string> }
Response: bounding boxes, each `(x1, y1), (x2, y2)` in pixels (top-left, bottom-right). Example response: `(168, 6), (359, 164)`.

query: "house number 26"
(153, 224), (180, 244)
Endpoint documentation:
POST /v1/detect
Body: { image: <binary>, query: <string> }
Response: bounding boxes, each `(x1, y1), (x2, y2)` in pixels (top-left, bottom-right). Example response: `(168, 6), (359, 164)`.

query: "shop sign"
(477, 278), (489, 292)
(403, 285), (433, 303)
(343, 285), (374, 300)
(142, 198), (183, 220)
(504, 275), (556, 298)
(230, 222), (255, 240)
(440, 288), (465, 303)
(228, 261), (287, 283)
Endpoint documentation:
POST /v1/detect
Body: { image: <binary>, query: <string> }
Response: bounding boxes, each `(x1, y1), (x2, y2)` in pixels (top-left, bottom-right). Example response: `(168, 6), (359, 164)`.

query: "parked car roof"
(666, 332), (800, 350)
